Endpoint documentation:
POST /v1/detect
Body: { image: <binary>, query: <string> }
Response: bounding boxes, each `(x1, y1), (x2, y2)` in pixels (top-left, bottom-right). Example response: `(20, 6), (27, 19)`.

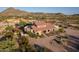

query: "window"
(48, 30), (50, 32)
(43, 30), (46, 33)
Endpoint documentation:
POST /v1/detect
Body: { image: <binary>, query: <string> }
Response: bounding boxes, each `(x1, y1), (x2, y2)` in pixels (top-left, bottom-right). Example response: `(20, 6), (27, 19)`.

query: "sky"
(0, 7), (79, 15)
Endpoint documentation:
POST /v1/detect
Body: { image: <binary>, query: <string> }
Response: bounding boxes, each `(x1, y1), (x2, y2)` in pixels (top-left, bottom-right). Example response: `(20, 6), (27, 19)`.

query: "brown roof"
(32, 21), (54, 32)
(33, 21), (46, 25)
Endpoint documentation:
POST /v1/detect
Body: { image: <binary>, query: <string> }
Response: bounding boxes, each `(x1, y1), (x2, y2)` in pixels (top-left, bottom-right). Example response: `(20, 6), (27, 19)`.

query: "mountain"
(0, 7), (79, 17)
(71, 14), (79, 16)
(0, 7), (65, 16)
(0, 7), (31, 16)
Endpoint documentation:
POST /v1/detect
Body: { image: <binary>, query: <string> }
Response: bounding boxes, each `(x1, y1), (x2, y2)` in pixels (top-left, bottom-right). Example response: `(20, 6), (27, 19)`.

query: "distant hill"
(0, 7), (65, 16)
(0, 7), (31, 16)
(0, 7), (79, 21)
(71, 14), (79, 16)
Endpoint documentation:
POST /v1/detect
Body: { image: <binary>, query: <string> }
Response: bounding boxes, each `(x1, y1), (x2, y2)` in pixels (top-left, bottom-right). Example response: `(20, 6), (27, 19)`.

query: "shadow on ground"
(33, 44), (52, 52)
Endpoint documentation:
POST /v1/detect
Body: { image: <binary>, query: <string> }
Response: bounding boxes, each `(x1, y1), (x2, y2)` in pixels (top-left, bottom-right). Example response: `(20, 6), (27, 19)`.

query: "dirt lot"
(28, 35), (67, 52)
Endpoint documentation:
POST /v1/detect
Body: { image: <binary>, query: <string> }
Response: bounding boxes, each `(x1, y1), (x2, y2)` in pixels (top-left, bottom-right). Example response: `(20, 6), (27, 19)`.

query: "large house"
(24, 21), (55, 35)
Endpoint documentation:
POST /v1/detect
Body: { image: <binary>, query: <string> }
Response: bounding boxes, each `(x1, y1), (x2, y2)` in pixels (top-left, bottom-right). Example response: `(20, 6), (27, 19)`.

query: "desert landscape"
(0, 7), (79, 52)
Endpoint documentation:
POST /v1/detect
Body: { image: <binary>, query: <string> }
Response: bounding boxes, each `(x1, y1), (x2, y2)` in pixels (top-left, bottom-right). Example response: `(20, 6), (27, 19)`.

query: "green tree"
(19, 20), (27, 27)
(17, 33), (35, 52)
(0, 29), (19, 52)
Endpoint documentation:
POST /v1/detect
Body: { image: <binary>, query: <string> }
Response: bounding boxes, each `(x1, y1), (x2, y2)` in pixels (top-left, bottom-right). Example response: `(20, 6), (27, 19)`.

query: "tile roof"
(32, 21), (54, 32)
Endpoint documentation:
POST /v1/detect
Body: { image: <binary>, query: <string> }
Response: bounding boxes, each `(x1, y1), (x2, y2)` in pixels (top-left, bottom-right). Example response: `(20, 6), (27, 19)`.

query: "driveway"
(65, 27), (79, 51)
(28, 36), (67, 52)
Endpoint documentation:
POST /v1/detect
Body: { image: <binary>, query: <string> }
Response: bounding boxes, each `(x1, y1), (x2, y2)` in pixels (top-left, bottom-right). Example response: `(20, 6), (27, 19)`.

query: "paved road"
(65, 27), (79, 43)
(65, 28), (79, 37)
(65, 27), (79, 51)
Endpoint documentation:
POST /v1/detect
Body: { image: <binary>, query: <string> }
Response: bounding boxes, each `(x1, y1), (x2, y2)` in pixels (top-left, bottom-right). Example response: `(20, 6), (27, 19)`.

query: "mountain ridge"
(0, 7), (79, 17)
(0, 7), (31, 16)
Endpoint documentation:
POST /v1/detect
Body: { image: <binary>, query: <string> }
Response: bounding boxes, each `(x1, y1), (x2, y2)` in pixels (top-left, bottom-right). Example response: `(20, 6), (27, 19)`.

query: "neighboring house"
(54, 25), (60, 31)
(24, 21), (54, 35)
